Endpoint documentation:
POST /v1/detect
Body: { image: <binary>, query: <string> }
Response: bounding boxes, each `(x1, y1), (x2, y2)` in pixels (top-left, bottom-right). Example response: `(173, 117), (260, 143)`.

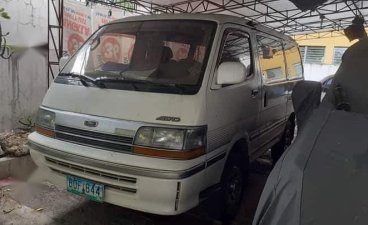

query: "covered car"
(252, 35), (368, 224)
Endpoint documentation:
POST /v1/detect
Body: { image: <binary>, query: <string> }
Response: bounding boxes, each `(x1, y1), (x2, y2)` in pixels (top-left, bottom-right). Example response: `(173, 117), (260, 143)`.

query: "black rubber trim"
(206, 152), (226, 167)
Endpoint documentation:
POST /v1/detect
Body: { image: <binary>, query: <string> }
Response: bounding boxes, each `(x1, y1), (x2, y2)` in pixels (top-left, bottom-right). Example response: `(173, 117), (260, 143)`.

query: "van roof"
(108, 13), (293, 41)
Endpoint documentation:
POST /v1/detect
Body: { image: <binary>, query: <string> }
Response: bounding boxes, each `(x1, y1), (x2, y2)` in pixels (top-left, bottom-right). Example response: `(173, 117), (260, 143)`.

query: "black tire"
(220, 150), (248, 223)
(271, 118), (295, 164)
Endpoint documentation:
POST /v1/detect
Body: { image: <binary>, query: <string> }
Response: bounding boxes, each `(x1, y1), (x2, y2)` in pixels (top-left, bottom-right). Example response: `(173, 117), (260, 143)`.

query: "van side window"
(219, 31), (252, 77)
(283, 41), (303, 79)
(256, 35), (286, 83)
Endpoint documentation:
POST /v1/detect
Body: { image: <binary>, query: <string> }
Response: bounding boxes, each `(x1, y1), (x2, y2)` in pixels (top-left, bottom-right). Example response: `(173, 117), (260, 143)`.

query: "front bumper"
(29, 133), (206, 215)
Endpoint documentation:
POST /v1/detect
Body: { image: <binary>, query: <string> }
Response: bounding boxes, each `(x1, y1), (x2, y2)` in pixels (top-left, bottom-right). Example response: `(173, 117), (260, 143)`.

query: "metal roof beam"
(88, 0), (368, 35)
(252, 1), (368, 33)
(252, 0), (320, 34)
(247, 1), (353, 21)
(153, 0), (322, 34)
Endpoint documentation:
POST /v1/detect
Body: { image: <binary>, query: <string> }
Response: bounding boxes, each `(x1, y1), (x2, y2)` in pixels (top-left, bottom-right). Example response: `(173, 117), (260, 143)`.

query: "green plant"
(18, 116), (35, 132)
(0, 8), (10, 19)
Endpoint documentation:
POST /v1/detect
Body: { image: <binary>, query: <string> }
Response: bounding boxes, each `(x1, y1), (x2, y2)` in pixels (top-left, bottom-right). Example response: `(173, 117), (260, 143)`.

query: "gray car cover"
(291, 80), (321, 130)
(252, 38), (368, 225)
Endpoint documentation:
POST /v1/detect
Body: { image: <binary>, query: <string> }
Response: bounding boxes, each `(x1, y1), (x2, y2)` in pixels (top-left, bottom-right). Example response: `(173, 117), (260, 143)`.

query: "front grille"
(46, 157), (137, 193)
(55, 125), (133, 153)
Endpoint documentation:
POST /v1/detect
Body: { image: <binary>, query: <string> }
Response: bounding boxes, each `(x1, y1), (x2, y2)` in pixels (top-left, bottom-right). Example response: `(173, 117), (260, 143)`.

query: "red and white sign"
(63, 0), (92, 55)
(100, 37), (122, 63)
(92, 34), (135, 66)
(63, 0), (133, 56)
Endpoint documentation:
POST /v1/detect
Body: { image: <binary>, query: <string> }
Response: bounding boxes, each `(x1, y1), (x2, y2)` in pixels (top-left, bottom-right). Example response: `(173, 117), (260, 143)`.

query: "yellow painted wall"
(294, 32), (356, 64)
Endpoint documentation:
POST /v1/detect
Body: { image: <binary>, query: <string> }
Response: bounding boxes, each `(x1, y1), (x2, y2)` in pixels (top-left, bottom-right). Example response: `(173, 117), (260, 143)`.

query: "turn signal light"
(35, 126), (55, 138)
(133, 146), (206, 160)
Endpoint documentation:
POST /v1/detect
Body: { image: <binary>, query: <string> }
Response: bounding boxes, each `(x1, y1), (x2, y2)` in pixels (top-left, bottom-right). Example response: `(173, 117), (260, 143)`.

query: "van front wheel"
(220, 151), (247, 222)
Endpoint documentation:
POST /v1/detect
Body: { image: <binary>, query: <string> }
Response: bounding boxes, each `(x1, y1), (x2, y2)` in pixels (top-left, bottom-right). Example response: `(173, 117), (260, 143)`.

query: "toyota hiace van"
(29, 13), (303, 220)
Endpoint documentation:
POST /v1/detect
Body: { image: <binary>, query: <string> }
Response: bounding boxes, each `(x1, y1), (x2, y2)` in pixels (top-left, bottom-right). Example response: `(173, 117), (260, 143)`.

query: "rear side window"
(256, 35), (286, 83)
(219, 30), (253, 77)
(284, 41), (303, 79)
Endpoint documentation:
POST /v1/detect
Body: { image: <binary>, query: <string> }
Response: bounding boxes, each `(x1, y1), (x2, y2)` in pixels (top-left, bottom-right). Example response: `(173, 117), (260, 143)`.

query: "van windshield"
(57, 20), (216, 95)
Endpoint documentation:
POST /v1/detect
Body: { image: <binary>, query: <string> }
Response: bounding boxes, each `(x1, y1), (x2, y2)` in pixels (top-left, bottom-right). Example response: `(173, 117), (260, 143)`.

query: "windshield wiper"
(59, 72), (105, 88)
(95, 77), (139, 91)
(96, 78), (186, 94)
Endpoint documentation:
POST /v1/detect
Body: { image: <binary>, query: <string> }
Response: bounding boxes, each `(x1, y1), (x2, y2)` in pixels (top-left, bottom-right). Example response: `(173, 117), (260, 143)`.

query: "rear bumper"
(29, 140), (205, 215)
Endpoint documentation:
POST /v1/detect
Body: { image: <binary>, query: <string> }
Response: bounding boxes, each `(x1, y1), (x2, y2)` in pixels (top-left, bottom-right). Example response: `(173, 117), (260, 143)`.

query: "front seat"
(158, 46), (183, 79)
(160, 46), (174, 63)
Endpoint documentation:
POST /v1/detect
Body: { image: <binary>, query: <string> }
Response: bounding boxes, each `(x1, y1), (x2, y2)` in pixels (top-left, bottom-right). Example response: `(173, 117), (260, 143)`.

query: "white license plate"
(66, 175), (104, 202)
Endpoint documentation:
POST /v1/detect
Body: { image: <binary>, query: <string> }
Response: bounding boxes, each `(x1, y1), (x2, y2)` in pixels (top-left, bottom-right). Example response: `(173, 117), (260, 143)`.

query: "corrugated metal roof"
(86, 0), (368, 38)
(109, 13), (294, 40)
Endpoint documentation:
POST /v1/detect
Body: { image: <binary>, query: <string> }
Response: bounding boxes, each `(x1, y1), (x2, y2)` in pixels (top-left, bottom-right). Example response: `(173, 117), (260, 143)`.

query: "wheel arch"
(223, 136), (250, 172)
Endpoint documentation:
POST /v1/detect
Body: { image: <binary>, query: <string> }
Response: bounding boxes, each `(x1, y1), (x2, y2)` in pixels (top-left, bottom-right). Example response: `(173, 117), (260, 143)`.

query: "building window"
(299, 46), (326, 64)
(333, 47), (347, 65)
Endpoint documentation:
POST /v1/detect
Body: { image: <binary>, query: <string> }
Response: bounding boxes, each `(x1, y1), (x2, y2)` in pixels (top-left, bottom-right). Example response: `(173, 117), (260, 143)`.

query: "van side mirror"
(216, 62), (246, 85)
(59, 56), (69, 71)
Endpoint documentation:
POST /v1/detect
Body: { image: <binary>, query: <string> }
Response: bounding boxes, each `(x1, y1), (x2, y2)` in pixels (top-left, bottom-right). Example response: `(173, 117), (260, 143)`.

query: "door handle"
(251, 89), (259, 97)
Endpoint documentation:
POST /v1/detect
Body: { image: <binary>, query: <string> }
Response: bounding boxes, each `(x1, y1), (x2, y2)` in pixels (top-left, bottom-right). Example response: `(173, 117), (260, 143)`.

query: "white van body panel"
(30, 148), (204, 215)
(43, 83), (207, 126)
(29, 126), (208, 215)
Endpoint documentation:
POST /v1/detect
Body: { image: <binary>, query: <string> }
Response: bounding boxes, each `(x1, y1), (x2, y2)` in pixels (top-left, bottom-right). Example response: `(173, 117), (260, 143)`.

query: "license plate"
(66, 175), (104, 202)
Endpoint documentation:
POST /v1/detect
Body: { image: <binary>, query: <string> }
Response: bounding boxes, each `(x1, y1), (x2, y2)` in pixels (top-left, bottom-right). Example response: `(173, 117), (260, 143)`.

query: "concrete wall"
(0, 50), (48, 132)
(0, 0), (48, 132)
(304, 63), (339, 81)
(1, 0), (48, 47)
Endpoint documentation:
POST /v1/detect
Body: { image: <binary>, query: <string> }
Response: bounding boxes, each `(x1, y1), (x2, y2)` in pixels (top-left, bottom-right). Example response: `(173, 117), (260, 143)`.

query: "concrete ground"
(0, 159), (271, 225)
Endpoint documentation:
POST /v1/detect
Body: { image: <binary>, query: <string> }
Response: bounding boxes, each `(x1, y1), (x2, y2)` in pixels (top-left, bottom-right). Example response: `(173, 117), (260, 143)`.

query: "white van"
(29, 14), (303, 220)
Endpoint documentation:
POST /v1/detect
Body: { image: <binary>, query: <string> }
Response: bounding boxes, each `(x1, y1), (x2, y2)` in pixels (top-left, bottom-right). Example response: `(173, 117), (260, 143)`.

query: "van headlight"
(35, 108), (56, 138)
(133, 127), (206, 160)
